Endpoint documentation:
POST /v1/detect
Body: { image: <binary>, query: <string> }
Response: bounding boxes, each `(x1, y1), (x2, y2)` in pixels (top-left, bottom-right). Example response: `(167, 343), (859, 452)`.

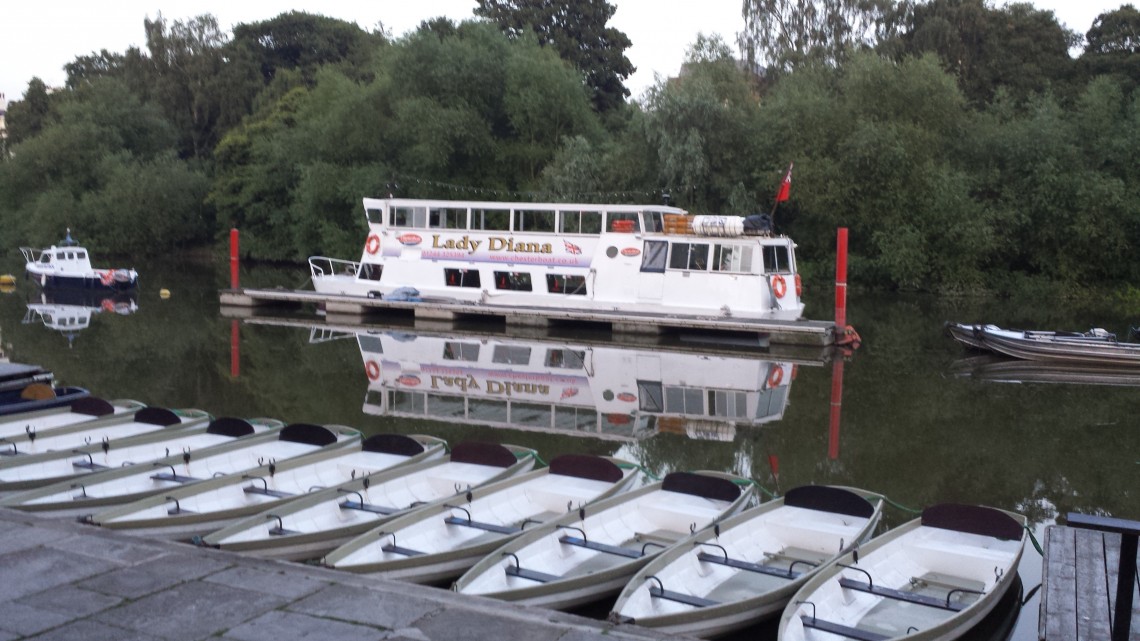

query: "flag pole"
(770, 162), (794, 218)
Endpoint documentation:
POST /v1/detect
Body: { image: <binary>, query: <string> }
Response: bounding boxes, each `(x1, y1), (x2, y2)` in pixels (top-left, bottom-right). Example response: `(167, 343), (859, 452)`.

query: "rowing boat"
(80, 432), (447, 540)
(0, 397), (144, 441)
(0, 422), (359, 518)
(321, 454), (641, 584)
(0, 406), (208, 460)
(198, 441), (538, 560)
(452, 471), (755, 610)
(609, 485), (885, 638)
(777, 503), (1026, 641)
(0, 415), (281, 492)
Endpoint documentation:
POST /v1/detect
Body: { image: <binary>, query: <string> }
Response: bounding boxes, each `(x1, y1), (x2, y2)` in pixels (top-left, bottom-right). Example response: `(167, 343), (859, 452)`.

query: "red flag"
(775, 162), (793, 202)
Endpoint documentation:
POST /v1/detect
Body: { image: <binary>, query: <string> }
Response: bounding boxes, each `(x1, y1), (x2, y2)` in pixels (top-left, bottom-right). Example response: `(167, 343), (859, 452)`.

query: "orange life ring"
(365, 360), (381, 382)
(771, 274), (787, 299)
(794, 273), (802, 297)
(767, 365), (784, 388)
(365, 233), (381, 255)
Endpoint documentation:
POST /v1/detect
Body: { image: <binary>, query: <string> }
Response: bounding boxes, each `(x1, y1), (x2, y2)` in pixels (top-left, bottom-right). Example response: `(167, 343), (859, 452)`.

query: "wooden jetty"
(219, 287), (838, 347)
(1040, 514), (1140, 641)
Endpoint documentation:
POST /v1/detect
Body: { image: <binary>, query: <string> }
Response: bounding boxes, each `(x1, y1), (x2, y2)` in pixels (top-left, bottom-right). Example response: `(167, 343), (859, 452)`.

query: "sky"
(0, 0), (1123, 105)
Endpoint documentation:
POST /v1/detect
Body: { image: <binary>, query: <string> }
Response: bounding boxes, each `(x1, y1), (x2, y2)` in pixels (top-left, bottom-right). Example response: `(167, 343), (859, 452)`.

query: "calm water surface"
(1, 254), (1137, 641)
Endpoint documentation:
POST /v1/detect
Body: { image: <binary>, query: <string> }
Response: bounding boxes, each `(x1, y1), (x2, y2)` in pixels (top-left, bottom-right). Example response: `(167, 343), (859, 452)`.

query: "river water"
(1, 254), (1137, 641)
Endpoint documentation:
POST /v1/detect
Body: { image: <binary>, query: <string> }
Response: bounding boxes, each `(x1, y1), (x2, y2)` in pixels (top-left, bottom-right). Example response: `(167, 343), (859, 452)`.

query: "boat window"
(493, 271), (533, 291)
(668, 243), (709, 270)
(640, 241), (668, 273)
(392, 206), (427, 228)
(642, 211), (665, 233)
(361, 264), (383, 281)
(515, 210), (555, 233)
(559, 210), (602, 234)
(545, 349), (586, 369)
(443, 342), (480, 361)
(512, 403), (553, 428)
(637, 381), (664, 412)
(429, 207), (466, 229)
(40, 254), (52, 264)
(365, 207), (384, 225)
(607, 212), (640, 233)
(76, 251), (86, 260)
(665, 386), (705, 413)
(469, 399), (509, 423)
(712, 245), (754, 273)
(546, 274), (587, 295)
(65, 252), (74, 260)
(427, 394), (466, 418)
(472, 208), (510, 231)
(554, 406), (597, 431)
(762, 244), (792, 273)
(708, 390), (748, 417)
(358, 335), (383, 354)
(444, 268), (481, 288)
(492, 345), (531, 364)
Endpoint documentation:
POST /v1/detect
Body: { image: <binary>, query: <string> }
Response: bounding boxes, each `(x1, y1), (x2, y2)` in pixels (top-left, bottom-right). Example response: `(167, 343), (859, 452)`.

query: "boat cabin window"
(40, 254), (52, 264)
(708, 390), (748, 418)
(492, 345), (531, 364)
(546, 274), (587, 295)
(429, 207), (467, 229)
(361, 264), (383, 281)
(76, 251), (87, 260)
(712, 245), (754, 273)
(762, 244), (793, 274)
(443, 342), (479, 361)
(640, 241), (668, 273)
(358, 335), (383, 354)
(668, 243), (709, 271)
(515, 210), (555, 233)
(607, 212), (640, 233)
(444, 268), (481, 288)
(642, 211), (665, 233)
(472, 208), (510, 231)
(493, 271), (533, 291)
(366, 206), (384, 224)
(559, 210), (602, 234)
(545, 349), (586, 369)
(392, 206), (427, 228)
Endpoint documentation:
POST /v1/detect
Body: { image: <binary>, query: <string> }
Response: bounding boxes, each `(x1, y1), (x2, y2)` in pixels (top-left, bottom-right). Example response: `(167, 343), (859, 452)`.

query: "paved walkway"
(0, 507), (689, 641)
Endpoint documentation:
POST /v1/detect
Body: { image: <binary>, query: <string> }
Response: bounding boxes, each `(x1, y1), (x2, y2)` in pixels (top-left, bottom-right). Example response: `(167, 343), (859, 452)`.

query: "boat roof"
(0, 363), (50, 385)
(363, 197), (688, 215)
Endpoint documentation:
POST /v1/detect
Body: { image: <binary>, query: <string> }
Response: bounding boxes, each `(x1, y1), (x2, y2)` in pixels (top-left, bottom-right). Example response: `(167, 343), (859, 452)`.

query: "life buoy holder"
(365, 360), (381, 382)
(365, 233), (381, 255)
(767, 365), (784, 388)
(771, 274), (787, 299)
(794, 273), (802, 297)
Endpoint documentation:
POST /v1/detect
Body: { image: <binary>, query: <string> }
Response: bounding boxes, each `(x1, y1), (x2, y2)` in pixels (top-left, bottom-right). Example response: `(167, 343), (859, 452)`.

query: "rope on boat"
(882, 496), (921, 515)
(737, 478), (778, 499)
(880, 496), (1043, 556)
(616, 462), (658, 481)
(1025, 526), (1044, 556)
(522, 451), (548, 467)
(173, 409), (213, 419)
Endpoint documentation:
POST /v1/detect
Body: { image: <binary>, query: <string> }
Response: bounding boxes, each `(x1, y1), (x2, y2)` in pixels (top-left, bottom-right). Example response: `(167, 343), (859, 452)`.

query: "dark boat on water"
(945, 322), (1140, 366)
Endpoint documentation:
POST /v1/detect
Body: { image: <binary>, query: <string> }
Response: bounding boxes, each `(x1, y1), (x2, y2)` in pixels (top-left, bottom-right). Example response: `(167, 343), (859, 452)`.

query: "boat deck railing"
(309, 256), (360, 279)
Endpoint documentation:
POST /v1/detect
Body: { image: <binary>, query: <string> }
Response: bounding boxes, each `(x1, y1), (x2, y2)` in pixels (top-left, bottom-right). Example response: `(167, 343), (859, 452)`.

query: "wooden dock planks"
(1041, 525), (1140, 640)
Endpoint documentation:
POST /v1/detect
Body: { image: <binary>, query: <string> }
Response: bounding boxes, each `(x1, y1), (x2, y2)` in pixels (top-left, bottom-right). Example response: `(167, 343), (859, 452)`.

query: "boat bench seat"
(505, 564), (561, 583)
(339, 500), (401, 515)
(382, 543), (425, 557)
(72, 460), (109, 471)
(150, 472), (201, 484)
(799, 616), (889, 641)
(243, 485), (295, 499)
(696, 552), (803, 579)
(649, 586), (718, 608)
(558, 535), (642, 558)
(444, 515), (520, 535)
(838, 578), (972, 611)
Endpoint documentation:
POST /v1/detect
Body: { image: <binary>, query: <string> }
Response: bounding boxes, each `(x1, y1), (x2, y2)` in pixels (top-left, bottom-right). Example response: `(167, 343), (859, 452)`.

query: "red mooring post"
(835, 227), (848, 329)
(828, 359), (844, 460)
(229, 228), (240, 289)
(230, 320), (240, 378)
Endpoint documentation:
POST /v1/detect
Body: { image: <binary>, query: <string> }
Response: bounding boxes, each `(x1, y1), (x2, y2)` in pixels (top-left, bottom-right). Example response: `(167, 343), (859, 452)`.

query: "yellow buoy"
(159, 288), (171, 299)
(0, 274), (15, 286)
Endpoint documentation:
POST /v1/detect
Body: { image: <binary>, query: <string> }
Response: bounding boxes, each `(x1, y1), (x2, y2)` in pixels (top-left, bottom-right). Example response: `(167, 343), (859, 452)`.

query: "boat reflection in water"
(329, 328), (810, 442)
(22, 290), (138, 347)
(951, 354), (1140, 387)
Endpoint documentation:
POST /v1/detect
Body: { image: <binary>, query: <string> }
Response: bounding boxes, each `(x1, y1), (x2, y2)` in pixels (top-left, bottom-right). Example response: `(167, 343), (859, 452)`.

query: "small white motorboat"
(198, 441), (538, 561)
(777, 503), (1027, 641)
(21, 230), (138, 291)
(608, 485), (885, 638)
(0, 422), (361, 518)
(0, 415), (282, 492)
(0, 397), (144, 441)
(81, 432), (448, 540)
(321, 454), (642, 584)
(453, 470), (755, 610)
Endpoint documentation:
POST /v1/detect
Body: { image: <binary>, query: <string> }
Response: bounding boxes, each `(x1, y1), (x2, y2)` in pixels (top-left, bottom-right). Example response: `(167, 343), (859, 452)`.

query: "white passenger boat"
(777, 504), (1027, 641)
(0, 415), (282, 492)
(82, 432), (447, 540)
(0, 406), (207, 459)
(309, 198), (804, 321)
(0, 422), (360, 518)
(199, 441), (538, 560)
(0, 397), (144, 441)
(453, 470), (754, 610)
(352, 327), (798, 442)
(20, 230), (138, 291)
(609, 486), (885, 638)
(321, 454), (642, 584)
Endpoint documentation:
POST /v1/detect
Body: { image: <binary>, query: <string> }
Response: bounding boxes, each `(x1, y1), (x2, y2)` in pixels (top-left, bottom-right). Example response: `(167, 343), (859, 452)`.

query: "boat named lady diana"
(309, 198), (804, 321)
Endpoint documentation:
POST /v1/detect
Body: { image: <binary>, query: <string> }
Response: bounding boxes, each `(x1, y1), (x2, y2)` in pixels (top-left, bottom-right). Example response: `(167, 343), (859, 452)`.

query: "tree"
(1081, 5), (1140, 89)
(3, 78), (55, 147)
(739, 0), (893, 73)
(474, 0), (634, 112)
(229, 11), (384, 85)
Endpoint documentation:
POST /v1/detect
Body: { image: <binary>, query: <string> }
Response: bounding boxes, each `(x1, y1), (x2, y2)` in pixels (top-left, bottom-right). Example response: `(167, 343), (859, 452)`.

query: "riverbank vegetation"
(2, 0), (1139, 297)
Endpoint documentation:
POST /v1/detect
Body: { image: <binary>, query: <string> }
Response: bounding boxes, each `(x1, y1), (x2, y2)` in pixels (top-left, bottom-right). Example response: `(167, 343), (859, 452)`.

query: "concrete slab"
(19, 620), (166, 641)
(287, 583), (443, 630)
(0, 601), (74, 637)
(221, 610), (384, 641)
(92, 580), (287, 640)
(0, 546), (117, 601)
(14, 585), (123, 618)
(203, 565), (331, 600)
(76, 551), (234, 599)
